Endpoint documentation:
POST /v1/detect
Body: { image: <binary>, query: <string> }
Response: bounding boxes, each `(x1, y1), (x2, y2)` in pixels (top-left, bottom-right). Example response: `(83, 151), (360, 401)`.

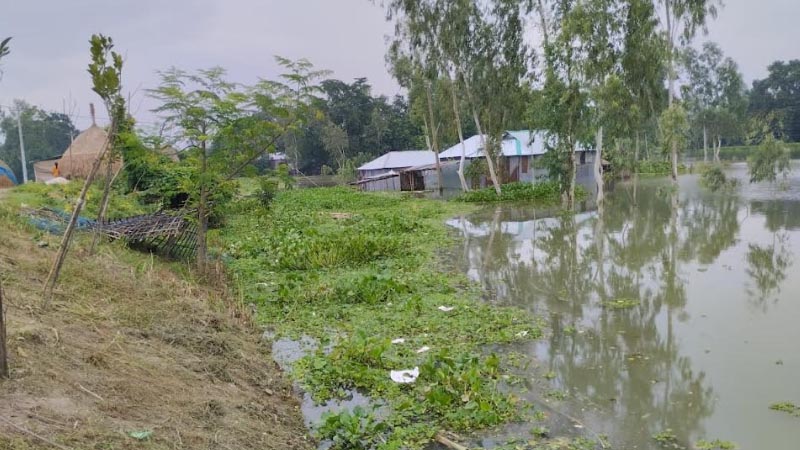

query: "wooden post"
(43, 123), (114, 304)
(0, 280), (8, 379)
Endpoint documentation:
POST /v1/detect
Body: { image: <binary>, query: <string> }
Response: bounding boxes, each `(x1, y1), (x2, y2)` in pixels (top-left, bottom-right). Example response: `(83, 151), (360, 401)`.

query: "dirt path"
(0, 220), (313, 449)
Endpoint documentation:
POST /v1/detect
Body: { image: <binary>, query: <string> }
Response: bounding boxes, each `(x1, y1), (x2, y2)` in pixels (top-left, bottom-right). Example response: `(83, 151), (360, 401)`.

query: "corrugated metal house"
(356, 150), (436, 180)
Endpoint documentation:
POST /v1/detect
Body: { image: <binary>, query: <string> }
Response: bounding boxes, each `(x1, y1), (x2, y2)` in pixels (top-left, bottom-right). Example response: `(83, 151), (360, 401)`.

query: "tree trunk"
(450, 80), (469, 192)
(0, 281), (7, 379)
(594, 127), (604, 207)
(703, 125), (708, 163)
(671, 140), (679, 182)
(634, 132), (640, 171)
(568, 141), (577, 208)
(460, 74), (501, 195)
(715, 137), (721, 162)
(90, 154), (115, 254)
(43, 126), (114, 304)
(425, 83), (444, 196)
(196, 140), (208, 274)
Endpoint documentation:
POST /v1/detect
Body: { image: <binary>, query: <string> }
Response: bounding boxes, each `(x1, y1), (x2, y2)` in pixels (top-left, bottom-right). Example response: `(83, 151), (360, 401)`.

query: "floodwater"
(448, 163), (800, 450)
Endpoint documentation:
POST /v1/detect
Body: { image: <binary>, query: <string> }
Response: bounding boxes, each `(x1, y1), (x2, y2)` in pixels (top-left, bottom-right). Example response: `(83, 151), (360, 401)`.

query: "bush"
(456, 181), (583, 204)
(701, 166), (739, 192)
(256, 178), (278, 208)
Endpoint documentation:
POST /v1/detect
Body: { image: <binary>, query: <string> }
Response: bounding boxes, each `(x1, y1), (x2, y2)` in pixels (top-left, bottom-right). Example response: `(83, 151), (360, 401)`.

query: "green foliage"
(0, 36), (10, 62)
(748, 136), (791, 184)
(700, 166), (739, 192)
(87, 34), (124, 104)
(8, 181), (147, 219)
(600, 298), (639, 310)
(749, 60), (800, 142)
(457, 181), (585, 204)
(695, 439), (737, 450)
(464, 159), (488, 186)
(769, 402), (800, 417)
(686, 143), (800, 161)
(318, 406), (388, 450)
(659, 104), (690, 156)
(256, 177), (278, 208)
(219, 187), (538, 447)
(652, 429), (680, 447)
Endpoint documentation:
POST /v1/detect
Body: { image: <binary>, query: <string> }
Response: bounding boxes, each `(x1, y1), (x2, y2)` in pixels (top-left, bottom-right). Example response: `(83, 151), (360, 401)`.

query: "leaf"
(128, 430), (153, 440)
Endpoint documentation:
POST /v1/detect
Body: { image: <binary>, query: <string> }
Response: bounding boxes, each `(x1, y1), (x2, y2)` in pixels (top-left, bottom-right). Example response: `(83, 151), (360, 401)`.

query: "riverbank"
(0, 189), (313, 449)
(219, 188), (550, 448)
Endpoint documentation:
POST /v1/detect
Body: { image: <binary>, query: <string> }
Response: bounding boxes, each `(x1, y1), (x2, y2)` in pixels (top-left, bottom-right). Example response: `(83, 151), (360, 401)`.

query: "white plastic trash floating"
(516, 330), (528, 338)
(390, 367), (420, 384)
(438, 306), (455, 312)
(416, 346), (430, 354)
(391, 338), (406, 344)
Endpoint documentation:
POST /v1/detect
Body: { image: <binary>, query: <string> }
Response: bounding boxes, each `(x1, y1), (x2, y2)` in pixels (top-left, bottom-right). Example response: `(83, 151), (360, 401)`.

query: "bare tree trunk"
(196, 140), (208, 274)
(703, 125), (708, 163)
(43, 129), (113, 304)
(450, 79), (469, 192)
(460, 74), (501, 195)
(714, 136), (721, 162)
(671, 141), (679, 182)
(90, 155), (115, 254)
(425, 83), (444, 195)
(634, 132), (640, 170)
(594, 126), (604, 207)
(566, 139), (577, 208)
(665, 0), (679, 186)
(0, 281), (7, 379)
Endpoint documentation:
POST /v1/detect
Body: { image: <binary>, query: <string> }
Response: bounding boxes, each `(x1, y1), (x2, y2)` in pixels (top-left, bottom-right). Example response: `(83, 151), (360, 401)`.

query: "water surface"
(448, 163), (800, 449)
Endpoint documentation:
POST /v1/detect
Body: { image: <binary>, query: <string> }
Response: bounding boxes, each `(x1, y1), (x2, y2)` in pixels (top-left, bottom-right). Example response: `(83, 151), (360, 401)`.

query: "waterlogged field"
(218, 188), (558, 448)
(449, 163), (800, 450)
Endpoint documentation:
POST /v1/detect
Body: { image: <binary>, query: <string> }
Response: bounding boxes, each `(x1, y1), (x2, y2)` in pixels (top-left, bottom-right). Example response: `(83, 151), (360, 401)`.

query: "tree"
(150, 58), (323, 271)
(149, 67), (248, 272)
(44, 34), (125, 300)
(657, 0), (720, 181)
(0, 101), (78, 180)
(321, 122), (349, 171)
(749, 60), (800, 143)
(681, 42), (747, 162)
(748, 135), (790, 184)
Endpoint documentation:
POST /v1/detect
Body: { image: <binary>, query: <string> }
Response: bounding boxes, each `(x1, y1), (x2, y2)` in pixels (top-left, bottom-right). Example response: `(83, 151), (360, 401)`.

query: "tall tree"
(749, 60), (800, 143)
(44, 34), (125, 300)
(657, 0), (720, 181)
(0, 101), (78, 180)
(681, 42), (747, 162)
(149, 67), (248, 272)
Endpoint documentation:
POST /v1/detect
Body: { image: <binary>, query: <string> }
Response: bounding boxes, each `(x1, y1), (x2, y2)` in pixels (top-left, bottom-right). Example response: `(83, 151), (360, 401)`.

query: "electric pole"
(16, 107), (27, 183)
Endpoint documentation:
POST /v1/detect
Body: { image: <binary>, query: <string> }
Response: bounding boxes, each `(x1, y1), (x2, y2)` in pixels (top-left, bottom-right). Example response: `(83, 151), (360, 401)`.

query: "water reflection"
(449, 170), (800, 450)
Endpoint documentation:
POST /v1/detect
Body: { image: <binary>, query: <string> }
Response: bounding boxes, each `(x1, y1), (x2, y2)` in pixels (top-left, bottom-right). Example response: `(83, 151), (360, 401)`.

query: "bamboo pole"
(0, 280), (7, 379)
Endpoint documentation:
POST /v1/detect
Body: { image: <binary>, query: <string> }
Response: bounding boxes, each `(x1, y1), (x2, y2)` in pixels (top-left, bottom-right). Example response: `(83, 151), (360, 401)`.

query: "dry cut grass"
(0, 217), (313, 450)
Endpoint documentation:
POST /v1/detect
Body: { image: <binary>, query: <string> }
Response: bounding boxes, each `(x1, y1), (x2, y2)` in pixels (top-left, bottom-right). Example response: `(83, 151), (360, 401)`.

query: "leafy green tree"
(657, 0), (720, 181)
(321, 122), (349, 171)
(681, 42), (747, 162)
(749, 60), (800, 142)
(0, 100), (78, 180)
(748, 136), (790, 184)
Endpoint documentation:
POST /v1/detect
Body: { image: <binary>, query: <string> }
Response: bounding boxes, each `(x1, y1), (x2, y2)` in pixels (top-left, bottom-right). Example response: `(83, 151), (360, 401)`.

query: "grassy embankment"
(219, 187), (551, 448)
(0, 183), (313, 450)
(685, 142), (800, 161)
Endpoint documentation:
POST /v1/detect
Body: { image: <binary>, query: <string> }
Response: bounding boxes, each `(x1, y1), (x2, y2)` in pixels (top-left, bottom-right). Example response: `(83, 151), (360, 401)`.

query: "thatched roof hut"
(0, 159), (18, 188)
(159, 146), (180, 163)
(55, 124), (120, 179)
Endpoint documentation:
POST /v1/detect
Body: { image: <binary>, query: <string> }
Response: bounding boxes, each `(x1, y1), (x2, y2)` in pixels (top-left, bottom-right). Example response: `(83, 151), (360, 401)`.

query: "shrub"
(456, 181), (583, 204)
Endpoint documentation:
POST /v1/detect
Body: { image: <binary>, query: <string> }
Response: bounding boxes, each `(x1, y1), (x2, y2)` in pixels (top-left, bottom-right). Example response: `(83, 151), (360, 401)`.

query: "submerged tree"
(748, 136), (790, 184)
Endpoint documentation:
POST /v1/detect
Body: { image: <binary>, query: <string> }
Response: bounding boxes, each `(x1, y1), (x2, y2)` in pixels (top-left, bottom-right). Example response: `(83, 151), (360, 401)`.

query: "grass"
(769, 402), (800, 417)
(218, 186), (544, 448)
(5, 180), (150, 218)
(0, 188), (313, 449)
(456, 180), (586, 204)
(600, 298), (640, 310)
(685, 143), (800, 161)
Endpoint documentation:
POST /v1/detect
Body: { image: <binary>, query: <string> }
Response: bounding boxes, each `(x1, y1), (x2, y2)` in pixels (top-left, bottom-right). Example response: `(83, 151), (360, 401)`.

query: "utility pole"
(16, 108), (27, 183)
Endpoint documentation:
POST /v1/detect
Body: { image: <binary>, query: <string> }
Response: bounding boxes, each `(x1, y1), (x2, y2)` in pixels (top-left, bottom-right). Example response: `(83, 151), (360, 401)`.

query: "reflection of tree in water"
(746, 232), (792, 310)
(451, 180), (751, 448)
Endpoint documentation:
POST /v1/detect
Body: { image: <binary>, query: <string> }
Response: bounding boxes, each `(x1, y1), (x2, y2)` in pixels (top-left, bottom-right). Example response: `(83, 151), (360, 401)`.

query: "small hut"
(57, 124), (118, 179)
(159, 146), (180, 163)
(0, 159), (18, 188)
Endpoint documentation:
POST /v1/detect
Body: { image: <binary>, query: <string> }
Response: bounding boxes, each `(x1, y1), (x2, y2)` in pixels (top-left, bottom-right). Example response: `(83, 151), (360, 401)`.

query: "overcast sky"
(0, 0), (797, 130)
